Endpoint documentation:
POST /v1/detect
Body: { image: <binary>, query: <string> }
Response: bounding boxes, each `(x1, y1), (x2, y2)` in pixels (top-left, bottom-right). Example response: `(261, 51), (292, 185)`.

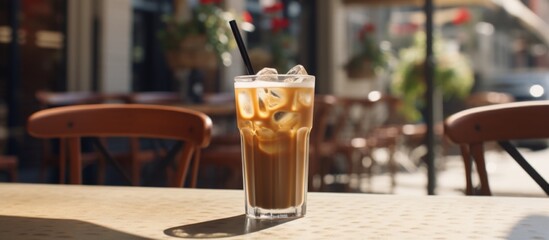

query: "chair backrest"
(27, 104), (212, 187)
(330, 93), (402, 142)
(444, 100), (549, 196)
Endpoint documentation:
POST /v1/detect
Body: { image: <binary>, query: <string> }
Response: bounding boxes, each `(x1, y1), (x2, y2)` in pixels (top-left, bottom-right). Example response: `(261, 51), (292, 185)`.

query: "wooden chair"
(400, 91), (515, 172)
(128, 92), (242, 189)
(318, 93), (403, 192)
(308, 95), (338, 191)
(27, 104), (212, 187)
(444, 100), (549, 196)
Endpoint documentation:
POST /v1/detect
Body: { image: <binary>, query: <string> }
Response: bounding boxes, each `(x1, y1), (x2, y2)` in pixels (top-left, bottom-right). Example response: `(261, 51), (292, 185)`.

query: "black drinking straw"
(229, 20), (255, 75)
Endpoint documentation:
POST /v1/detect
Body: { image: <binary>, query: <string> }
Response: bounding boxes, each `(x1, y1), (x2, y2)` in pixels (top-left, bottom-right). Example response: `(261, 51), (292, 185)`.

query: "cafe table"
(0, 183), (548, 239)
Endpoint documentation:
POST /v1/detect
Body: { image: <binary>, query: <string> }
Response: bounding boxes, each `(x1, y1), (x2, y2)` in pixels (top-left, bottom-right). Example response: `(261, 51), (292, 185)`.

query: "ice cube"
(256, 88), (269, 118)
(298, 89), (313, 107)
(236, 89), (254, 119)
(284, 65), (308, 82)
(265, 88), (287, 110)
(256, 127), (276, 140)
(256, 129), (288, 154)
(255, 127), (279, 154)
(256, 67), (278, 81)
(273, 111), (300, 130)
(286, 64), (308, 75)
(258, 67), (278, 75)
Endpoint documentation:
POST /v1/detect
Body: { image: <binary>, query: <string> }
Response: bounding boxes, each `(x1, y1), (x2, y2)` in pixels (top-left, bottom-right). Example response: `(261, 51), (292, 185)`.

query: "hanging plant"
(158, 0), (236, 70)
(344, 23), (388, 80)
(391, 32), (474, 122)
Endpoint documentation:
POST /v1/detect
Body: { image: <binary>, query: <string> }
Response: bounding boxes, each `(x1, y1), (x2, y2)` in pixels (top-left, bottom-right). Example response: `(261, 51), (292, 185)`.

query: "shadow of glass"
(0, 215), (148, 239)
(507, 214), (549, 240)
(164, 214), (297, 238)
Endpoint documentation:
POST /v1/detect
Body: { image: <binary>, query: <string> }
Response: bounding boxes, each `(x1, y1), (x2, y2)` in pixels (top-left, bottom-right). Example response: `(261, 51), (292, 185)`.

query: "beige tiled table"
(0, 183), (548, 239)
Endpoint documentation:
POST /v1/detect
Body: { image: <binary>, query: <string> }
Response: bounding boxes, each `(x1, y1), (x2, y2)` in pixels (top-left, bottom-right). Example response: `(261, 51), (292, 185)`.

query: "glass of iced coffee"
(234, 65), (314, 219)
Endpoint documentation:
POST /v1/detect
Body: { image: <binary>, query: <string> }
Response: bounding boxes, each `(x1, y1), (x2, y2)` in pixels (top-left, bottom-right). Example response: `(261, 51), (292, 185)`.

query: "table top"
(1, 183), (548, 239)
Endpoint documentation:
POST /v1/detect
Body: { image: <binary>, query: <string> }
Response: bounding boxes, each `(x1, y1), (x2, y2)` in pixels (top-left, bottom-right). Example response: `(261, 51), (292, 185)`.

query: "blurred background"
(2, 0), (549, 195)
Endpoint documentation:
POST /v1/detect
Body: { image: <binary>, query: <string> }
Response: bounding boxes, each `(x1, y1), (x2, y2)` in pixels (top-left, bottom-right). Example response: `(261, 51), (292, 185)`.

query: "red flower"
(453, 8), (470, 25)
(200, 0), (222, 4)
(243, 11), (253, 23)
(264, 2), (284, 13)
(358, 23), (376, 41)
(393, 22), (419, 35)
(271, 17), (289, 32)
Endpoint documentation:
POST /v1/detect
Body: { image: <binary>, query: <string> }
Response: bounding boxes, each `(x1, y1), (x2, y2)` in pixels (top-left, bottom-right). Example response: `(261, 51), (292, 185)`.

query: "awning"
(344, 0), (549, 46)
(342, 0), (492, 7)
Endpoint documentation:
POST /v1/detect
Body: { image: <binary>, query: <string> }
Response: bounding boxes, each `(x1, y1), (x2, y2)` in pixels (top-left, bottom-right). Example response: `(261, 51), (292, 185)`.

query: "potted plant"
(248, 1), (296, 73)
(390, 32), (474, 122)
(158, 0), (236, 71)
(157, 0), (236, 102)
(344, 23), (388, 80)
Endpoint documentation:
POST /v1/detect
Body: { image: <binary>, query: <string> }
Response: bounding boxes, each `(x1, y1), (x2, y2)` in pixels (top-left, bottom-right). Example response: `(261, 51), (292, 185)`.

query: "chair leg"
(59, 139), (67, 184)
(97, 157), (106, 185)
(319, 157), (327, 191)
(308, 153), (319, 191)
(364, 151), (374, 192)
(130, 137), (140, 186)
(460, 145), (473, 195)
(131, 158), (141, 186)
(190, 150), (201, 188)
(471, 143), (491, 196)
(345, 151), (355, 192)
(387, 144), (397, 192)
(9, 162), (17, 182)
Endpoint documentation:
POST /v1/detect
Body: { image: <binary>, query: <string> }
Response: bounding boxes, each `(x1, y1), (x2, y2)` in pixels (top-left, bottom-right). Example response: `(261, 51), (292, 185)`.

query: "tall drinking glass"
(234, 74), (315, 219)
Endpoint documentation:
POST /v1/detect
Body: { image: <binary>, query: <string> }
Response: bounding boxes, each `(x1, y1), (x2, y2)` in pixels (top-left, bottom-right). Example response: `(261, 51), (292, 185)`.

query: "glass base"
(246, 205), (306, 219)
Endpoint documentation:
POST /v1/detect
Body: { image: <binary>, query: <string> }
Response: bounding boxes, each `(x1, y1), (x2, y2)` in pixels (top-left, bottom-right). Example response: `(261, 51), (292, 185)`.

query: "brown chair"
(399, 91), (515, 174)
(27, 104), (212, 187)
(444, 100), (549, 196)
(308, 95), (338, 191)
(318, 93), (403, 192)
(129, 91), (242, 189)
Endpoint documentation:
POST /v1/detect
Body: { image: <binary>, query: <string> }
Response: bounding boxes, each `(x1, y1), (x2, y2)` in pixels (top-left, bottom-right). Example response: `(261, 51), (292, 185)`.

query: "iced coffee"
(234, 66), (314, 219)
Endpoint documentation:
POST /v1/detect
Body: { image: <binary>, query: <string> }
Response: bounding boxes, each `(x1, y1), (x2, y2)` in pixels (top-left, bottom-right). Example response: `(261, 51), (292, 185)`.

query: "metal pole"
(424, 0), (436, 195)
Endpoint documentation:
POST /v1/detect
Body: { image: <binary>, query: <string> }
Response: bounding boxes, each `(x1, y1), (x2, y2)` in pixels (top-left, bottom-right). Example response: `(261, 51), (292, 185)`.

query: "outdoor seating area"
(2, 0), (549, 238)
(6, 89), (549, 198)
